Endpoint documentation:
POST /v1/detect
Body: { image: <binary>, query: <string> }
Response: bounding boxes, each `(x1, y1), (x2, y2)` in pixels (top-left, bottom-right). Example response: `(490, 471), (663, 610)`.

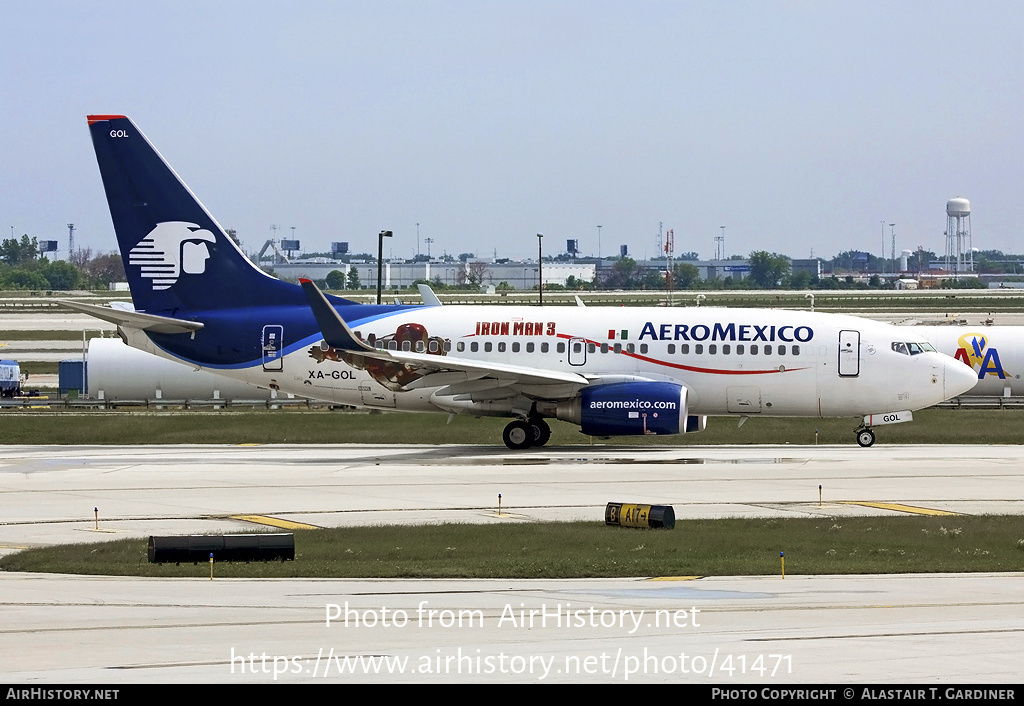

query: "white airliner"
(69, 115), (978, 448)
(913, 326), (1023, 397)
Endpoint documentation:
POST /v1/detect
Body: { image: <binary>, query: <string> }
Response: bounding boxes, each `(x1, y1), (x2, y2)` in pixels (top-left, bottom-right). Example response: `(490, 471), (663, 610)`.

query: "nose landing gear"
(855, 426), (876, 447)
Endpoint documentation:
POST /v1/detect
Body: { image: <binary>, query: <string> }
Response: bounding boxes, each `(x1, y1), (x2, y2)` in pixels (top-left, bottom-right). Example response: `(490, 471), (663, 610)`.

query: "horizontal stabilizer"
(60, 300), (204, 334)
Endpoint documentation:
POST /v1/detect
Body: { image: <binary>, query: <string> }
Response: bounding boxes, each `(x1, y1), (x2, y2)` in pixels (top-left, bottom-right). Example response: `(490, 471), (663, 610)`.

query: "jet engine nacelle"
(547, 381), (691, 436)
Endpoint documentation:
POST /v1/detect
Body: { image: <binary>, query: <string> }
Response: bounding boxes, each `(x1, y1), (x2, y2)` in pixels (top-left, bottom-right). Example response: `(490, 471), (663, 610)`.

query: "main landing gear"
(855, 426), (876, 448)
(502, 418), (551, 450)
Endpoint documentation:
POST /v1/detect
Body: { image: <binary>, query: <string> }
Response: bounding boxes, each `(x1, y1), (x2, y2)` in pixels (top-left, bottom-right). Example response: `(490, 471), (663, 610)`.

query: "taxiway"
(1, 443), (1021, 683)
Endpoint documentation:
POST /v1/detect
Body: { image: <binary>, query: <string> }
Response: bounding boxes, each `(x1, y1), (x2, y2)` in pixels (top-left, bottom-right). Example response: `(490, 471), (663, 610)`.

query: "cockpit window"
(892, 341), (935, 355)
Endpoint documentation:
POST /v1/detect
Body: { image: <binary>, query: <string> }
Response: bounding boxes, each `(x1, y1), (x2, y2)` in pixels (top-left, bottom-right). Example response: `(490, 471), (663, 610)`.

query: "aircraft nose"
(943, 357), (979, 398)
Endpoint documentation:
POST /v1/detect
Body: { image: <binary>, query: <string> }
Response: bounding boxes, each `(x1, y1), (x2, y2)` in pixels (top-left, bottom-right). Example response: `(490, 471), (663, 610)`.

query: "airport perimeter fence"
(933, 395), (1024, 409)
(0, 396), (342, 411)
(3, 393), (1024, 412)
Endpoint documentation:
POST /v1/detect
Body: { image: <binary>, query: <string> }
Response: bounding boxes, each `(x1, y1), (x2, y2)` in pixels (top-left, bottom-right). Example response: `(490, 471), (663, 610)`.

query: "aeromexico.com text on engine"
(588, 399), (678, 411)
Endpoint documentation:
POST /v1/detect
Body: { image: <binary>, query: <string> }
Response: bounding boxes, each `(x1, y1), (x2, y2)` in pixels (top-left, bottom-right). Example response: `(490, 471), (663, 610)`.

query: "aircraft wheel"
(503, 420), (534, 450)
(530, 419), (551, 447)
(856, 429), (876, 448)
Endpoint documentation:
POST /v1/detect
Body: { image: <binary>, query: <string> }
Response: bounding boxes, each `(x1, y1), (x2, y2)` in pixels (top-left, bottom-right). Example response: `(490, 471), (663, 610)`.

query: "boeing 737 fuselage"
(72, 115), (978, 448)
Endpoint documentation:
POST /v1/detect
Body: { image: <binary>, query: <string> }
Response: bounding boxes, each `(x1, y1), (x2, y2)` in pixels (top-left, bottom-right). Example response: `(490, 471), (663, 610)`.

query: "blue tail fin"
(87, 115), (323, 315)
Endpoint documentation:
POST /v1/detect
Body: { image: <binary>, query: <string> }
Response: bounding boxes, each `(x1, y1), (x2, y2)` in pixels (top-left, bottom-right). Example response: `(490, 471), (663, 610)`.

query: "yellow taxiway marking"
(839, 502), (960, 516)
(648, 576), (702, 582)
(236, 443), (262, 447)
(230, 515), (320, 530)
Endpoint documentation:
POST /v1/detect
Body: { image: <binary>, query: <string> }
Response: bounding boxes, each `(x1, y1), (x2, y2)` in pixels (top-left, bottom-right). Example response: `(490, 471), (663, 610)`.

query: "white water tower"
(900, 249), (912, 273)
(944, 197), (972, 274)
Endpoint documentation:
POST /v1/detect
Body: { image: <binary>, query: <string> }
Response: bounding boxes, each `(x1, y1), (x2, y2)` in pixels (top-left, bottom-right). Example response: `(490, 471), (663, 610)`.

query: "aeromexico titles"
(69, 115), (978, 449)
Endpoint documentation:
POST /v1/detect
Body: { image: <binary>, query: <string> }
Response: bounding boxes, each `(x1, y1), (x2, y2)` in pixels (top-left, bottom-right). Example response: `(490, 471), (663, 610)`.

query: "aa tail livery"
(914, 326), (1023, 397)
(74, 116), (978, 448)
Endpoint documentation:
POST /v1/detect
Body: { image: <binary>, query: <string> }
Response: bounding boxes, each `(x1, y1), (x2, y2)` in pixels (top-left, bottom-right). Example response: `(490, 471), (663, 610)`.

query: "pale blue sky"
(3, 1), (1021, 263)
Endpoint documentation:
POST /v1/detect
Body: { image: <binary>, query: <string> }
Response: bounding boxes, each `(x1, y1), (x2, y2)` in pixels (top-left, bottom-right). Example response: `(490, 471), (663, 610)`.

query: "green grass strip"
(0, 407), (1022, 445)
(3, 516), (1023, 578)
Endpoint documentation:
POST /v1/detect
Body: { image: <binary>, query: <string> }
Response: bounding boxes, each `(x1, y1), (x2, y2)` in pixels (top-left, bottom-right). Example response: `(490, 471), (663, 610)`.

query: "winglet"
(417, 283), (443, 307)
(298, 278), (374, 352)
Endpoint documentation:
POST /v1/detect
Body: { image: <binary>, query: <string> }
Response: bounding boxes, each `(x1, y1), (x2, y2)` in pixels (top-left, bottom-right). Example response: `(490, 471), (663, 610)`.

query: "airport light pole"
(377, 230), (392, 305)
(537, 233), (544, 306)
(889, 223), (896, 275)
(881, 221), (886, 274)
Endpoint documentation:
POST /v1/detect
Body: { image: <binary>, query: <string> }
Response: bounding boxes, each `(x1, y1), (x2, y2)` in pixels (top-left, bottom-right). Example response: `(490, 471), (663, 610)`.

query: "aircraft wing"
(299, 279), (588, 395)
(60, 300), (204, 335)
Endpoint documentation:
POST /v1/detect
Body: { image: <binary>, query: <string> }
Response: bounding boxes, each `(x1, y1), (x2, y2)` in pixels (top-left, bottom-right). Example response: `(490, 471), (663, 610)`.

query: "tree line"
(0, 235), (125, 290)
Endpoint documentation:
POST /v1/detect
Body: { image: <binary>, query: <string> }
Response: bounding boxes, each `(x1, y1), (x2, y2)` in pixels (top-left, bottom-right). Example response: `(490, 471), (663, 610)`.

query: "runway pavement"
(1, 443), (1022, 683)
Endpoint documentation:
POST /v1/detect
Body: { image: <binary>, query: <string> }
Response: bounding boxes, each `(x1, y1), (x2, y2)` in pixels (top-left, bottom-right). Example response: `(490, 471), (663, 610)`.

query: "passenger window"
(613, 343), (622, 354)
(470, 342), (478, 352)
(681, 344), (689, 355)
(777, 345), (785, 355)
(600, 343), (608, 353)
(791, 345), (800, 355)
(587, 343), (596, 353)
(457, 342), (465, 352)
(444, 341), (452, 353)
(750, 345), (757, 356)
(709, 344), (717, 355)
(695, 344), (703, 354)
(667, 344), (676, 354)
(640, 344), (648, 354)
(737, 344), (744, 355)
(428, 340), (438, 353)
(764, 345), (772, 355)
(526, 342), (534, 353)
(557, 342), (565, 353)
(389, 341), (398, 351)
(415, 341), (424, 352)
(722, 344), (730, 355)
(542, 342), (550, 353)
(484, 342), (493, 352)
(626, 343), (635, 353)
(497, 342), (506, 352)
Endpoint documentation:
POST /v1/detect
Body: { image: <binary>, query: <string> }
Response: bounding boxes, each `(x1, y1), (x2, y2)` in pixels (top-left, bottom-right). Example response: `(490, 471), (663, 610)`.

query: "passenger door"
(838, 329), (860, 377)
(262, 325), (284, 371)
